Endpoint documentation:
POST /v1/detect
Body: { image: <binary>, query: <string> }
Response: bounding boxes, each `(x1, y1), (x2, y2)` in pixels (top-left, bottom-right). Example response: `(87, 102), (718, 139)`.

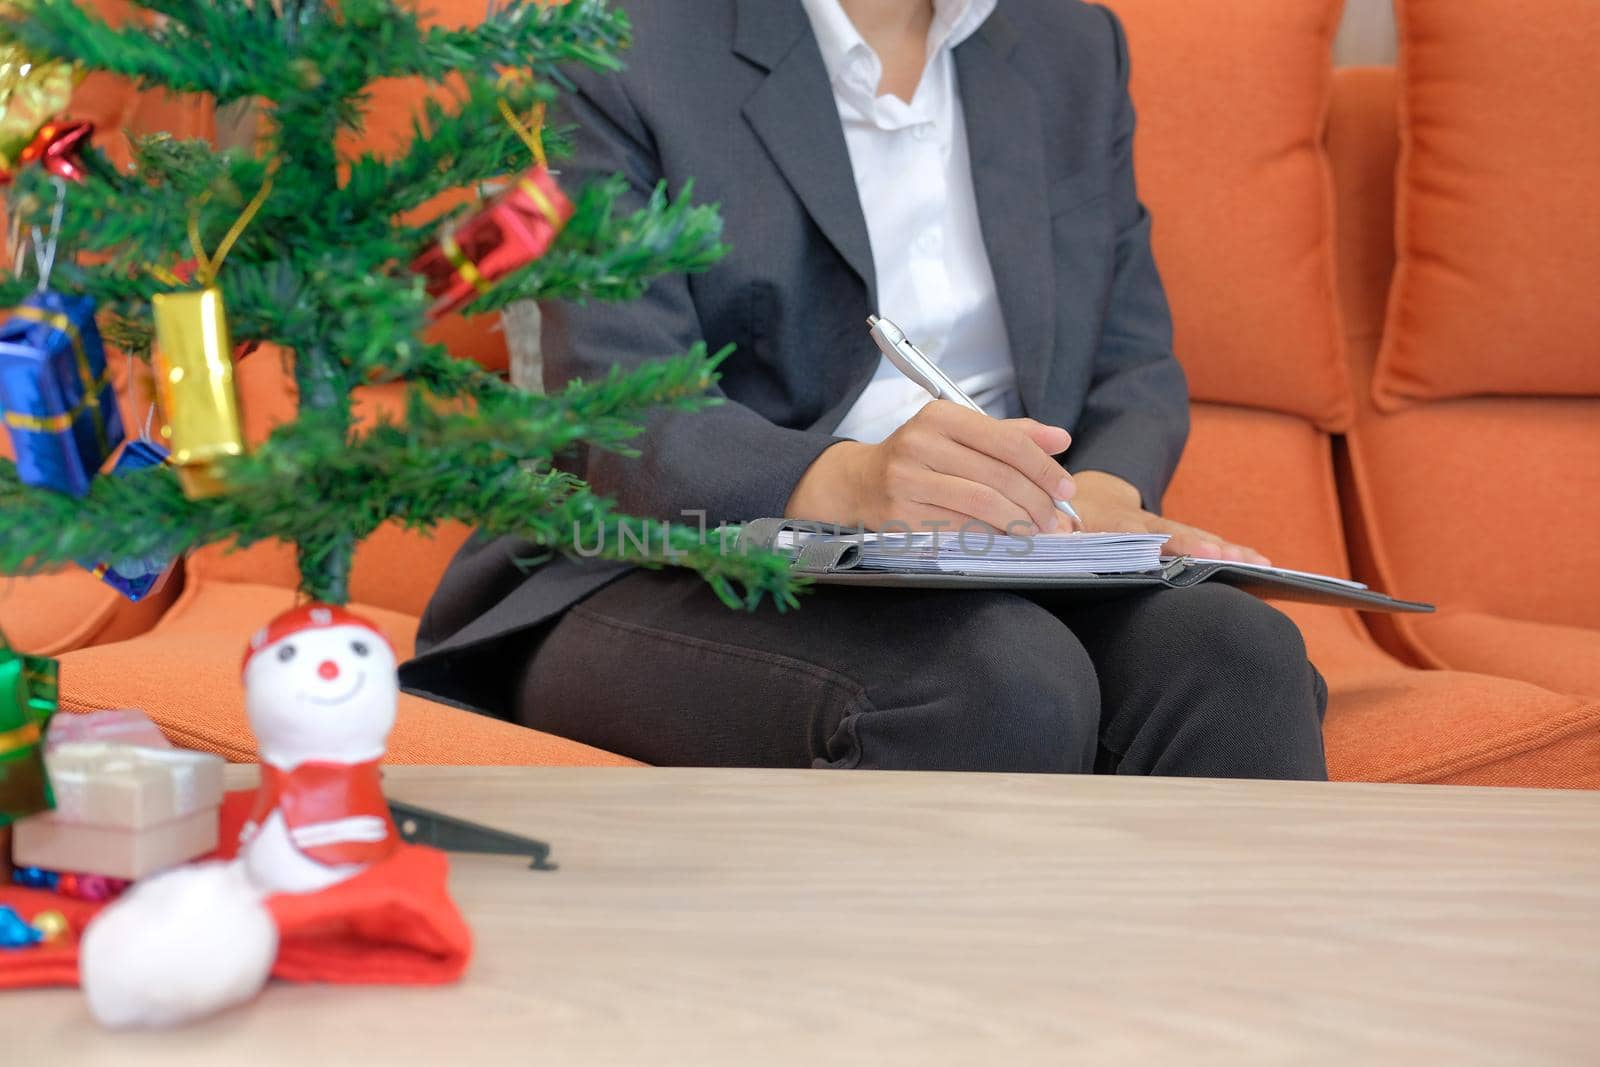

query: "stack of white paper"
(775, 529), (1171, 575)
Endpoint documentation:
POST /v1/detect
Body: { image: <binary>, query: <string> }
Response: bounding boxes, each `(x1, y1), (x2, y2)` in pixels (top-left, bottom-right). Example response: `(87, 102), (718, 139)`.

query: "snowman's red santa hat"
(242, 603), (393, 674)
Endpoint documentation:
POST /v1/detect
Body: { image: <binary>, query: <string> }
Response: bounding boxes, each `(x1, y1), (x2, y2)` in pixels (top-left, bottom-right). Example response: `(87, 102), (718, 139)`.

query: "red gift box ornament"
(411, 166), (571, 320)
(20, 120), (93, 184)
(411, 98), (571, 319)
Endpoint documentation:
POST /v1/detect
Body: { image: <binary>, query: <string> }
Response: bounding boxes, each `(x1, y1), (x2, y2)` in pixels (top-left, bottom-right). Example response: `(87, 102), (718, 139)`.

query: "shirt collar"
(800, 0), (997, 90)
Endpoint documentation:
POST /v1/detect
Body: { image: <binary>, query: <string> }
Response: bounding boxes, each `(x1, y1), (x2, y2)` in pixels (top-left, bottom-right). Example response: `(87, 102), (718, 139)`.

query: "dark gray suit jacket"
(400, 0), (1189, 713)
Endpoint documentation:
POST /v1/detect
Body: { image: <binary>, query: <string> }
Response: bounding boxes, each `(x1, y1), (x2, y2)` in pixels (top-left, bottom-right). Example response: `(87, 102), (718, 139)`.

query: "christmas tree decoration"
(75, 604), (462, 1027)
(10, 864), (56, 889)
(148, 176), (271, 499)
(54, 871), (129, 901)
(45, 706), (171, 750)
(29, 907), (68, 942)
(0, 902), (42, 947)
(0, 289), (125, 496)
(10, 741), (225, 881)
(150, 287), (244, 498)
(14, 118), (92, 183)
(0, 631), (56, 827)
(237, 604), (400, 895)
(0, 43), (78, 176)
(412, 165), (573, 319)
(78, 439), (179, 601)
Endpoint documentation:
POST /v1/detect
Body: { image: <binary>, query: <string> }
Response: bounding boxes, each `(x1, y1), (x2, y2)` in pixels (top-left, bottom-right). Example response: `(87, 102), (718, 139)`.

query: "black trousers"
(515, 570), (1329, 780)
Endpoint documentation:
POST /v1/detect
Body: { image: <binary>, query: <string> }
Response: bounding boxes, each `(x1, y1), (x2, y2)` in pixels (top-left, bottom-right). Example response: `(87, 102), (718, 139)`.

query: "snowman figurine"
(237, 603), (402, 894)
(80, 603), (408, 1028)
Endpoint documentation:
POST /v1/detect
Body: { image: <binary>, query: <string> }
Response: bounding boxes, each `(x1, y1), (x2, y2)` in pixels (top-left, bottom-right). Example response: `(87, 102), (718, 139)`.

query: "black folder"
(736, 518), (1434, 614)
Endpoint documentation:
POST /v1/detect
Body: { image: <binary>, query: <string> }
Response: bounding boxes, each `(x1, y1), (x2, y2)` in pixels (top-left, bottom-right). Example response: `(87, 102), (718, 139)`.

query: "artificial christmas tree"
(0, 0), (798, 609)
(0, 0), (801, 1025)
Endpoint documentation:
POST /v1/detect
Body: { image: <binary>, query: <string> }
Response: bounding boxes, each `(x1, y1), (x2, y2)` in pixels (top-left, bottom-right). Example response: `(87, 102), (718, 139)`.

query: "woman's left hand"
(1070, 471), (1272, 566)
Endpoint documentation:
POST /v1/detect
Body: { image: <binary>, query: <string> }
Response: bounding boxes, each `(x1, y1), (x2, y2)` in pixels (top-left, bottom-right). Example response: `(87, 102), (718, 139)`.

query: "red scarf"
(245, 758), (399, 867)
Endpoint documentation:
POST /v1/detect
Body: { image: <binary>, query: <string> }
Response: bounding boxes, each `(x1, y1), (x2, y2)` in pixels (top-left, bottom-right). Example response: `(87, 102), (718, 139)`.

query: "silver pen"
(867, 314), (1084, 531)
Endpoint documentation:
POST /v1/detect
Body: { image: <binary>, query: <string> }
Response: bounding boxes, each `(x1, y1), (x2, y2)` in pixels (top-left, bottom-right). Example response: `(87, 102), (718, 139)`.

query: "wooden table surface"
(10, 768), (1600, 1065)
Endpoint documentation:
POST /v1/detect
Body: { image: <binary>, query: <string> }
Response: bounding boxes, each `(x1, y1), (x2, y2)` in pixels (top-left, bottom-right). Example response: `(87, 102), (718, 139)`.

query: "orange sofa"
(1330, 2), (1600, 700)
(6, 1), (1597, 783)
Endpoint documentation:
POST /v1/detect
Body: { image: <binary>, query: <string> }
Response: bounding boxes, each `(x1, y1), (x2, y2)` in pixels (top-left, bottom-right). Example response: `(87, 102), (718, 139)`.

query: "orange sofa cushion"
(1375, 0), (1600, 406)
(54, 577), (638, 766)
(1104, 0), (1351, 430)
(1328, 66), (1600, 697)
(1166, 403), (1600, 787)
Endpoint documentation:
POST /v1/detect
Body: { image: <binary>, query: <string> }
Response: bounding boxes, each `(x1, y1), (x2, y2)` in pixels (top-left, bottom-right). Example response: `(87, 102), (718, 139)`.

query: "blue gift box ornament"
(0, 291), (126, 497)
(78, 439), (179, 601)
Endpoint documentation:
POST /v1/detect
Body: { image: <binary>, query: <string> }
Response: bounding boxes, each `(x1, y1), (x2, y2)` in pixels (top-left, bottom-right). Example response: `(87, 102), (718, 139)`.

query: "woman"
(402, 0), (1329, 779)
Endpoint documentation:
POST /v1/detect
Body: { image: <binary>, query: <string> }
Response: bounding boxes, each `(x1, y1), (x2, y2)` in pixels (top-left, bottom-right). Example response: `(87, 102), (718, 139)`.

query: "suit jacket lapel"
(955, 15), (1058, 413)
(734, 0), (876, 304)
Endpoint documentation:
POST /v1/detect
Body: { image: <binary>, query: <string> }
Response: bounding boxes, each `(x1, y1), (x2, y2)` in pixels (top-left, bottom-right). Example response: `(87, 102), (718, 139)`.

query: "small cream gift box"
(12, 741), (225, 880)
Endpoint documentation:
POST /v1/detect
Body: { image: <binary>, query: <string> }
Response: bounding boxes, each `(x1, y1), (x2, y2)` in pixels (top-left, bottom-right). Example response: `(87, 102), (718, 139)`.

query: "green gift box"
(1, 631), (57, 826)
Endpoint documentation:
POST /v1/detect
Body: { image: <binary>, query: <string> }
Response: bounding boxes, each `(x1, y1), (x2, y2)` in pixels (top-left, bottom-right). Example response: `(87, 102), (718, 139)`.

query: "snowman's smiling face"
(244, 621), (398, 767)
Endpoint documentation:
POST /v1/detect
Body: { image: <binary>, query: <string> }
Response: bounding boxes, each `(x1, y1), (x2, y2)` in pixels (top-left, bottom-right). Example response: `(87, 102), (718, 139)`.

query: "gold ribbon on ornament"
(0, 720), (41, 757)
(186, 169), (276, 286)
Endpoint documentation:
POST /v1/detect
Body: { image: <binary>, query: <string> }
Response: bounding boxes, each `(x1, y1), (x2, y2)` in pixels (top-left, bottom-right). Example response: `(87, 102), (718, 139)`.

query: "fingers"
(1014, 417), (1071, 457)
(919, 435), (1062, 533)
(909, 470), (1041, 534)
(921, 403), (1076, 505)
(1151, 518), (1271, 566)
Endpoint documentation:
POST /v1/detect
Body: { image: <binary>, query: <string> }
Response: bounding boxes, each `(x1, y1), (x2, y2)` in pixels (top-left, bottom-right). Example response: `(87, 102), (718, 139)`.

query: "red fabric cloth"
(0, 790), (471, 990)
(242, 759), (401, 867)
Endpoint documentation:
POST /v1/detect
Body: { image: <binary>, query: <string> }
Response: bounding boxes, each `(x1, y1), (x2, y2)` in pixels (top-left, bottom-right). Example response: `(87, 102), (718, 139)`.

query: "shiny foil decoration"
(0, 632), (56, 827)
(151, 287), (246, 498)
(0, 290), (126, 496)
(0, 43), (78, 173)
(78, 439), (180, 601)
(411, 166), (573, 319)
(17, 118), (91, 182)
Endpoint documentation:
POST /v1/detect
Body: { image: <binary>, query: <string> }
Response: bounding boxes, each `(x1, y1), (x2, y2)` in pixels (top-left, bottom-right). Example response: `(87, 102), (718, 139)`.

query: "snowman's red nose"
(317, 660), (340, 681)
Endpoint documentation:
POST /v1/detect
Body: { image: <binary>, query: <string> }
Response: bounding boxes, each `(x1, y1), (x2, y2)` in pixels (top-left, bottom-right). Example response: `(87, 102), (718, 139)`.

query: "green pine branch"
(1, 0), (312, 105)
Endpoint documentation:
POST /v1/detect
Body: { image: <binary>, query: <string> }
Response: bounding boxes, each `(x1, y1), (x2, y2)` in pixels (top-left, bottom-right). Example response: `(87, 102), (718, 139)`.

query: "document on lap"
(744, 520), (1430, 614)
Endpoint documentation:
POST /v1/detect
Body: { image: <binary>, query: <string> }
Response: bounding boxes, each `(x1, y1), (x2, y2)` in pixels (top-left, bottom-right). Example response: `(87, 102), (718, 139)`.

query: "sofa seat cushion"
(1376, 0), (1600, 405)
(55, 578), (637, 766)
(0, 569), (179, 657)
(1346, 399), (1600, 633)
(1166, 404), (1600, 787)
(1104, 0), (1351, 429)
(1389, 611), (1600, 700)
(1320, 654), (1600, 789)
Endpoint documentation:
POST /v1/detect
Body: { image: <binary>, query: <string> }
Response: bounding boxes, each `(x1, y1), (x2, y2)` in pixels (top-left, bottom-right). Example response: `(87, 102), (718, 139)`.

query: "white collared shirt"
(801, 0), (1015, 445)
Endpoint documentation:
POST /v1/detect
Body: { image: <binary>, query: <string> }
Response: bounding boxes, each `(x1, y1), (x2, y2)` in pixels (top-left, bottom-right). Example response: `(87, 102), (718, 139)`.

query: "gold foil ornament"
(0, 43), (79, 171)
(149, 171), (273, 497)
(151, 287), (244, 498)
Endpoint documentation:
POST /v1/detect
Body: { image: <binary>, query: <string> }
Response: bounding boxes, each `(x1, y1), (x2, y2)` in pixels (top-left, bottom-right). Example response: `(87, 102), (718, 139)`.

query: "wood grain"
(10, 768), (1600, 1065)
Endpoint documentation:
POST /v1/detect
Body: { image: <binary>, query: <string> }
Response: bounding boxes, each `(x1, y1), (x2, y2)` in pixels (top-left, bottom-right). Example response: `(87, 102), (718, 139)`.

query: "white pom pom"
(81, 860), (278, 1029)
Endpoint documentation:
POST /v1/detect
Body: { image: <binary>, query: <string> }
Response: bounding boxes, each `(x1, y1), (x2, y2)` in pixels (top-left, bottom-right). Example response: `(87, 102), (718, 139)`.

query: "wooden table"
(10, 768), (1600, 1065)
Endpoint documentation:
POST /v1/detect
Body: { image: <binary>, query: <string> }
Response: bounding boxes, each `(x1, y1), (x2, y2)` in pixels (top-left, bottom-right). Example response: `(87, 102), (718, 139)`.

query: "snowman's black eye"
(277, 644), (297, 663)
(351, 640), (370, 657)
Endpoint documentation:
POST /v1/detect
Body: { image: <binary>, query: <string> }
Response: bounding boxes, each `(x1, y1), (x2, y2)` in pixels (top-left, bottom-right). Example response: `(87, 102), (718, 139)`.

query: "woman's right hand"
(785, 401), (1077, 534)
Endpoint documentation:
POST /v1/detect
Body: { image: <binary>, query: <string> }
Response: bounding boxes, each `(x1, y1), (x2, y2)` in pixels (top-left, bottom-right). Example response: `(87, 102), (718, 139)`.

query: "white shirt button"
(912, 122), (935, 141)
(915, 231), (942, 255)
